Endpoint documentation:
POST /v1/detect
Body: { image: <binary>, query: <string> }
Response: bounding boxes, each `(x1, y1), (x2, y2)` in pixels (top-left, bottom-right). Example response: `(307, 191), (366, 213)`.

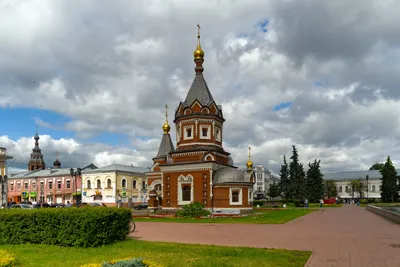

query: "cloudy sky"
(1, 0), (400, 174)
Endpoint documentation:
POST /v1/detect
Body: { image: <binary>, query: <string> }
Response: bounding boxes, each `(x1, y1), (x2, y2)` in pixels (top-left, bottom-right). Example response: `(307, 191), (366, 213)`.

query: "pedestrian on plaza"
(304, 199), (309, 208)
(65, 201), (72, 207)
(319, 199), (323, 208)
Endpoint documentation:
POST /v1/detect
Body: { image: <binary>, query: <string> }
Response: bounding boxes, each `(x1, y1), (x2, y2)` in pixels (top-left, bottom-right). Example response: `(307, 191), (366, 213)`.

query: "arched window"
(122, 179), (126, 188)
(107, 179), (112, 188)
(87, 180), (91, 189)
(155, 184), (161, 191)
(96, 179), (101, 189)
(182, 186), (191, 201)
(132, 180), (137, 189)
(142, 180), (146, 189)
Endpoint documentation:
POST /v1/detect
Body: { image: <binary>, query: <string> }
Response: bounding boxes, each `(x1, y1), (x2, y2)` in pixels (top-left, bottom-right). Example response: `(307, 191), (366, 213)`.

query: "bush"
(0, 207), (132, 247)
(294, 200), (304, 207)
(0, 249), (16, 267)
(252, 200), (265, 207)
(176, 202), (210, 218)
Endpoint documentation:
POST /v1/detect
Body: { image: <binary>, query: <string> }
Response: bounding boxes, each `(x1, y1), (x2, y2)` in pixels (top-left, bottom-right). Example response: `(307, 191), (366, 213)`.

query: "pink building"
(8, 167), (82, 204)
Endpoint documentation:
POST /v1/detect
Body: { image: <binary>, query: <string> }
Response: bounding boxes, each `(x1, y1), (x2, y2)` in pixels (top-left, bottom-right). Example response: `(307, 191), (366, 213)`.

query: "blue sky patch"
(257, 19), (269, 33)
(273, 101), (292, 111)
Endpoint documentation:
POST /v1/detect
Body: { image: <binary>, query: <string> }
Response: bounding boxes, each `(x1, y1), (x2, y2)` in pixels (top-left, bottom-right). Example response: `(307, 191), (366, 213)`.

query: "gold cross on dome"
(248, 146), (251, 158)
(197, 24), (201, 37)
(165, 104), (168, 121)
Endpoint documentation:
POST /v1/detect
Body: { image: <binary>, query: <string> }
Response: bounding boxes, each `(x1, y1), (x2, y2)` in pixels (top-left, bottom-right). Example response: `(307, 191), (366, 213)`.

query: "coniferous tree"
(268, 182), (280, 199)
(380, 156), (399, 203)
(278, 155), (291, 201)
(305, 159), (324, 202)
(289, 145), (306, 200)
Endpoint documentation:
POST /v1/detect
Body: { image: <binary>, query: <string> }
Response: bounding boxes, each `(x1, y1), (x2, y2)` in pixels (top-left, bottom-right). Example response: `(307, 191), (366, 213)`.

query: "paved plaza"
(131, 206), (400, 267)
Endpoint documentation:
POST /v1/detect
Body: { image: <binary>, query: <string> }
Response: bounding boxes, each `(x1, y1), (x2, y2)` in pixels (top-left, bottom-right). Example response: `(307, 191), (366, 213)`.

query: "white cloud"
(2, 0), (400, 174)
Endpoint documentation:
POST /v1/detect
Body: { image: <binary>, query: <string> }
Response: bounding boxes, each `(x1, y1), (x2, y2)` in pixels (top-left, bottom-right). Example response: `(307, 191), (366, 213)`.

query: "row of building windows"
(86, 179), (146, 190)
(9, 180), (71, 191)
(338, 185), (381, 193)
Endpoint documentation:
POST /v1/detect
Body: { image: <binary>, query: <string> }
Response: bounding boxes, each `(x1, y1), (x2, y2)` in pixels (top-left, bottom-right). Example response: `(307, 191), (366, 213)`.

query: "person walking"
(65, 201), (72, 207)
(319, 199), (323, 208)
(304, 199), (309, 208)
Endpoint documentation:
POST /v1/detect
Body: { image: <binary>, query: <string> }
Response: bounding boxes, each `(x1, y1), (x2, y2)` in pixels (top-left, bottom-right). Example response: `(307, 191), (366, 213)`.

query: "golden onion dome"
(162, 121), (171, 134)
(246, 146), (253, 170)
(194, 24), (204, 60)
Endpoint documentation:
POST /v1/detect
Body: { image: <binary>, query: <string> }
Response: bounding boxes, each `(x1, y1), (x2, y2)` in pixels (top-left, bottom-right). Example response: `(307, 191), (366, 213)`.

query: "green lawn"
(134, 208), (314, 224)
(1, 239), (311, 267)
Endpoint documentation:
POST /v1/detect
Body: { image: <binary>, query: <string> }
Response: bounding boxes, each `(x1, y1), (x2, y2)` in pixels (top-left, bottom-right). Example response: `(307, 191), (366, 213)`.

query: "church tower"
(28, 129), (46, 171)
(172, 24), (231, 165)
(146, 25), (254, 212)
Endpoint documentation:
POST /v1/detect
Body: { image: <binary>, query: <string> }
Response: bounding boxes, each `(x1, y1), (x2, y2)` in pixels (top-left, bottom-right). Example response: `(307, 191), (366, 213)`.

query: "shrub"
(252, 200), (265, 207)
(294, 200), (304, 207)
(0, 249), (16, 267)
(176, 202), (210, 218)
(0, 207), (132, 247)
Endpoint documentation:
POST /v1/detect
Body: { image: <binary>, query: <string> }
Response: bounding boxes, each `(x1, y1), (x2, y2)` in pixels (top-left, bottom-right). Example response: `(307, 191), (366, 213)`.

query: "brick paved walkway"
(131, 205), (400, 267)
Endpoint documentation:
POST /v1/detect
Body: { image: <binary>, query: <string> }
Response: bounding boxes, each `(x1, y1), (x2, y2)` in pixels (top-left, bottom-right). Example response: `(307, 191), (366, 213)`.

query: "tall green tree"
(348, 179), (365, 199)
(324, 180), (338, 198)
(268, 182), (280, 199)
(278, 155), (291, 201)
(305, 159), (324, 202)
(289, 145), (307, 200)
(369, 163), (384, 171)
(380, 156), (399, 203)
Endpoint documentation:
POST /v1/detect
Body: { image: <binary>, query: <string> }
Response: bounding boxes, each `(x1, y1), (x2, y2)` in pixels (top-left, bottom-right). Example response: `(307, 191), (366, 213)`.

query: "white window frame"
(248, 189), (253, 202)
(229, 188), (243, 205)
(183, 125), (194, 140)
(215, 127), (221, 142)
(199, 125), (211, 139)
(178, 175), (194, 205)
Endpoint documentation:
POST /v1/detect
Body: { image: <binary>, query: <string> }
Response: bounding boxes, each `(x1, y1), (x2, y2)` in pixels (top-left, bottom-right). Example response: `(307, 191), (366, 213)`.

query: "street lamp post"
(366, 175), (369, 206)
(70, 168), (82, 207)
(0, 175), (8, 207)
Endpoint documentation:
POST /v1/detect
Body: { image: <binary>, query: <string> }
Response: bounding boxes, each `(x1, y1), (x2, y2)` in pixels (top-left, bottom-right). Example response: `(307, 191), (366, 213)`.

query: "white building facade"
(324, 170), (388, 199)
(0, 147), (13, 206)
(253, 165), (279, 199)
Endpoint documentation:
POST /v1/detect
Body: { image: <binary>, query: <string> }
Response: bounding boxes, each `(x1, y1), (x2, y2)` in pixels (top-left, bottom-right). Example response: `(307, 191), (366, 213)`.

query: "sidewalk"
(131, 205), (400, 266)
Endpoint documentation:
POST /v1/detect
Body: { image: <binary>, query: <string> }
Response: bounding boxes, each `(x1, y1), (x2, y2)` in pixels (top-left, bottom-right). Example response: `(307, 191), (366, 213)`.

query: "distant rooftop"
(323, 169), (400, 181)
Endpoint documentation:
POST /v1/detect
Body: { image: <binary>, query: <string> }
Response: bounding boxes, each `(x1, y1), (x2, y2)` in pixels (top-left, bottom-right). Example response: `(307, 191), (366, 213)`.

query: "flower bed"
(0, 249), (16, 267)
(81, 257), (162, 267)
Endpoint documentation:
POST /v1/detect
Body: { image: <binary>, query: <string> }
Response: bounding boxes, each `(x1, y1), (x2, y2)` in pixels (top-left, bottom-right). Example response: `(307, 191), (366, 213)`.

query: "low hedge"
(253, 200), (285, 207)
(0, 207), (132, 247)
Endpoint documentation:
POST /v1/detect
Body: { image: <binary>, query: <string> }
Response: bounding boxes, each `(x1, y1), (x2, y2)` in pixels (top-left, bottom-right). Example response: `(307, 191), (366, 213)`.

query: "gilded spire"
(194, 24), (204, 61)
(246, 146), (253, 171)
(162, 104), (171, 134)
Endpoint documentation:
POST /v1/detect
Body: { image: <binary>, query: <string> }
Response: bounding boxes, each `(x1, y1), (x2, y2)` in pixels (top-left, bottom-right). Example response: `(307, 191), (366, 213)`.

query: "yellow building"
(81, 164), (149, 207)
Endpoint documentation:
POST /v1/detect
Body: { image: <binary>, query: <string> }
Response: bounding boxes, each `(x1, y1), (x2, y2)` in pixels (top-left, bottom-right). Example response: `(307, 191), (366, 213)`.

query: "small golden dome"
(162, 104), (170, 134)
(162, 121), (171, 134)
(194, 24), (204, 61)
(246, 146), (253, 170)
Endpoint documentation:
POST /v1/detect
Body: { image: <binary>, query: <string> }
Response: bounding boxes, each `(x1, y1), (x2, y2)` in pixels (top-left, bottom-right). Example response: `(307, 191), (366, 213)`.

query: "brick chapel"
(146, 26), (255, 213)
